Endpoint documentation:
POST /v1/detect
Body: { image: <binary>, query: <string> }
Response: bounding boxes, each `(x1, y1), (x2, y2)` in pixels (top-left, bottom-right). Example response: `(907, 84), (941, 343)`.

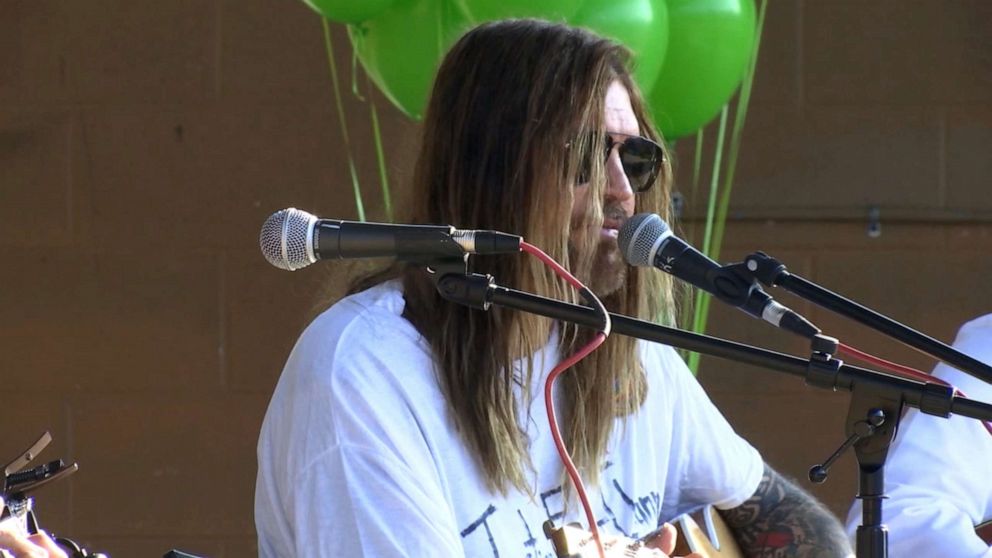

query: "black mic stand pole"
(428, 266), (992, 558)
(730, 250), (992, 557)
(740, 251), (992, 385)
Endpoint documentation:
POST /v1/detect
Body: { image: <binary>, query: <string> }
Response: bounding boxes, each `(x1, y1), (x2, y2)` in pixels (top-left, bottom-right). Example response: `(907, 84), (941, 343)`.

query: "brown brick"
(805, 0), (992, 105)
(61, 1), (217, 104)
(675, 104), (942, 218)
(224, 252), (362, 392)
(222, 537), (260, 557)
(716, 103), (807, 215)
(946, 106), (992, 212)
(77, 103), (368, 253)
(749, 0), (801, 106)
(668, 104), (806, 220)
(946, 223), (992, 250)
(0, 249), (222, 392)
(0, 2), (71, 104)
(680, 220), (947, 252)
(219, 0), (331, 103)
(787, 106), (938, 211)
(70, 394), (266, 536)
(0, 110), (74, 246)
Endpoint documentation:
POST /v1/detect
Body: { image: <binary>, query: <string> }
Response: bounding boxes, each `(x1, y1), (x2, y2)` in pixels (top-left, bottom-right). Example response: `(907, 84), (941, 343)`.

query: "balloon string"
(321, 18), (366, 222)
(685, 0), (768, 374)
(686, 104), (729, 374)
(350, 36), (366, 102)
(367, 77), (394, 222)
(710, 0), (768, 264)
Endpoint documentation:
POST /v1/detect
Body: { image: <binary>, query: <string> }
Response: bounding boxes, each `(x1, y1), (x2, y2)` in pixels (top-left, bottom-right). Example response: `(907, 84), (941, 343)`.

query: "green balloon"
(349, 0), (472, 120)
(572, 0), (669, 96)
(302, 0), (397, 24)
(647, 0), (756, 140)
(455, 0), (582, 23)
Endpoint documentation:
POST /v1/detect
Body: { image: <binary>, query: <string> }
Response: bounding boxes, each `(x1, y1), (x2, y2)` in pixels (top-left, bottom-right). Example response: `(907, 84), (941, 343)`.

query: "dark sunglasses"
(575, 132), (665, 193)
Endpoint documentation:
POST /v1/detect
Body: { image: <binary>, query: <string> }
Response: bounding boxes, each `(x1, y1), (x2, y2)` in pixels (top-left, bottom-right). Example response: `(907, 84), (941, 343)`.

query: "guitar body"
(672, 506), (743, 558)
(977, 519), (992, 546)
(545, 505), (742, 558)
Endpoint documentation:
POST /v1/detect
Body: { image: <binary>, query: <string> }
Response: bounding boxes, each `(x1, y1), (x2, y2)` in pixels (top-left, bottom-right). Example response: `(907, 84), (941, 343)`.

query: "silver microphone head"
(259, 208), (318, 271)
(617, 213), (670, 267)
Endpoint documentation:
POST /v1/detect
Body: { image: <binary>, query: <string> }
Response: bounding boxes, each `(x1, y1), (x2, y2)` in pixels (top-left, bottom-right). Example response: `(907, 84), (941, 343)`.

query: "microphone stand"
(427, 264), (992, 558)
(740, 251), (992, 384)
(734, 251), (992, 557)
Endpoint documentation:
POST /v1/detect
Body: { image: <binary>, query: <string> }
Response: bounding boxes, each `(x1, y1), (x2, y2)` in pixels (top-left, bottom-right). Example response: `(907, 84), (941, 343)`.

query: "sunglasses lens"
(619, 137), (663, 192)
(573, 134), (663, 192)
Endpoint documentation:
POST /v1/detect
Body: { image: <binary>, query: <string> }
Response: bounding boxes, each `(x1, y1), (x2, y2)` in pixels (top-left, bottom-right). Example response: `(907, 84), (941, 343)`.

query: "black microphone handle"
(652, 235), (820, 339)
(314, 220), (464, 261)
(654, 236), (717, 293)
(655, 236), (764, 317)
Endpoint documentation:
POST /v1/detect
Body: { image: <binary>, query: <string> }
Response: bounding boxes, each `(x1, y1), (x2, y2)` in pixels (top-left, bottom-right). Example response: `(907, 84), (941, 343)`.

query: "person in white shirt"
(846, 314), (992, 557)
(255, 19), (851, 558)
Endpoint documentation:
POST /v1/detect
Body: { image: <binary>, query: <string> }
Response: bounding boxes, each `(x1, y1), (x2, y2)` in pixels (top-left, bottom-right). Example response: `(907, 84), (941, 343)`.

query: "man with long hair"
(255, 20), (851, 557)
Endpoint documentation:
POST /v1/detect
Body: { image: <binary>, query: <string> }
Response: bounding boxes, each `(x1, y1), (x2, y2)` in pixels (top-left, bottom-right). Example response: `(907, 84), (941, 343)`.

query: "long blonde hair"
(351, 19), (676, 495)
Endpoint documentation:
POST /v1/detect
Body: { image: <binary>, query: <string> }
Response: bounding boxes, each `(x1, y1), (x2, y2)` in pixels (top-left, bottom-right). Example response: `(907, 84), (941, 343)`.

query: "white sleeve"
(291, 444), (463, 558)
(845, 314), (992, 557)
(655, 345), (764, 513)
(256, 298), (465, 558)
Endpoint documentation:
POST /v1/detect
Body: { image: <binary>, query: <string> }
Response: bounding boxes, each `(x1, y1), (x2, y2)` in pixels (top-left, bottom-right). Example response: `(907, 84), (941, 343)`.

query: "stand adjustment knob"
(809, 409), (886, 484)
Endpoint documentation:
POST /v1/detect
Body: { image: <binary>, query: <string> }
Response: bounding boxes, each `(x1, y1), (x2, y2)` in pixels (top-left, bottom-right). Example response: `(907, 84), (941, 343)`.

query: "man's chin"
(590, 247), (627, 297)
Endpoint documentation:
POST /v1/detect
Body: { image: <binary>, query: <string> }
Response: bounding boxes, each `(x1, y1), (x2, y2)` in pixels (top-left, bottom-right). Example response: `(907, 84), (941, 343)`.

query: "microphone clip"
(707, 261), (772, 314)
(741, 251), (789, 288)
(421, 256), (495, 312)
(710, 258), (821, 340)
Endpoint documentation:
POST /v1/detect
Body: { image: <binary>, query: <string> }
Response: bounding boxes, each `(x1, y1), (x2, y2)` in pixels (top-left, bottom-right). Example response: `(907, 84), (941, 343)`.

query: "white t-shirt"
(255, 281), (763, 557)
(845, 314), (992, 557)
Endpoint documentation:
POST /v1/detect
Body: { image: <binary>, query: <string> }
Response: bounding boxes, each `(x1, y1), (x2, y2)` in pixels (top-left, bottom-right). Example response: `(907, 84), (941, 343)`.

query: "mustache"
(602, 203), (628, 224)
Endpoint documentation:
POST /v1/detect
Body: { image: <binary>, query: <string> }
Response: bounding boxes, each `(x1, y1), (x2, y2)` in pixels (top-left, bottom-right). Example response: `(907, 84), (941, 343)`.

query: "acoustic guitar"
(545, 505), (743, 558)
(977, 520), (992, 546)
(546, 507), (992, 556)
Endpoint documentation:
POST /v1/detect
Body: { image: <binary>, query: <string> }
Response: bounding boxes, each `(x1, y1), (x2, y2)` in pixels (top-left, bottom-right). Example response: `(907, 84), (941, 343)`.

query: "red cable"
(838, 343), (992, 437)
(838, 343), (933, 383)
(520, 241), (610, 558)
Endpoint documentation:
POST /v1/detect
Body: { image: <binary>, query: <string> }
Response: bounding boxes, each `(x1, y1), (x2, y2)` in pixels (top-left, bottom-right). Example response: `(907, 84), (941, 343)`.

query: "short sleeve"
(288, 444), (464, 558)
(652, 345), (764, 514)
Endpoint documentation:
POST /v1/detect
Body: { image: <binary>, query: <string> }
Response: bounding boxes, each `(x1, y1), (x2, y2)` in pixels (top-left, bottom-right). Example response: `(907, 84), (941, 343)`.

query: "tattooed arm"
(719, 463), (852, 558)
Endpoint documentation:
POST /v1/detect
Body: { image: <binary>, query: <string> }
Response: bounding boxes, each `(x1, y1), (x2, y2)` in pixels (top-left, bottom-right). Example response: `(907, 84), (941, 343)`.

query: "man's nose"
(605, 149), (634, 200)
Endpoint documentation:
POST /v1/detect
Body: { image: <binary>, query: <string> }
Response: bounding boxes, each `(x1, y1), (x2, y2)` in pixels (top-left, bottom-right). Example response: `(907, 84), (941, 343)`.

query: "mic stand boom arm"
(434, 271), (992, 421)
(741, 251), (992, 385)
(432, 270), (992, 558)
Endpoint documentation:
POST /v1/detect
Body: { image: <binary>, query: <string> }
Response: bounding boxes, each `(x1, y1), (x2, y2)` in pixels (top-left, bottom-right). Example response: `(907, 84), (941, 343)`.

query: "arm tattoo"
(718, 463), (852, 558)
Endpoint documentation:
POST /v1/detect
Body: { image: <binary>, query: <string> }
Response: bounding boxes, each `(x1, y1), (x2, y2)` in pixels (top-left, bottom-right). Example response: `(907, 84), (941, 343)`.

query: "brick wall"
(1, 1), (990, 555)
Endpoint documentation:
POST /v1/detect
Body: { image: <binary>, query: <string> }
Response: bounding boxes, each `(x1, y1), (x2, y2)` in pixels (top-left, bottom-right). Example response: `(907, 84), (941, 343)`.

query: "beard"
(569, 202), (630, 298)
(588, 235), (628, 296)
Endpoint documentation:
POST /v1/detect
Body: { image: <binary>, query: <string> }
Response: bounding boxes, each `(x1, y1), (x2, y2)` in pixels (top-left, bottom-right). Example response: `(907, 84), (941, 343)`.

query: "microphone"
(259, 208), (522, 271)
(618, 213), (820, 339)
